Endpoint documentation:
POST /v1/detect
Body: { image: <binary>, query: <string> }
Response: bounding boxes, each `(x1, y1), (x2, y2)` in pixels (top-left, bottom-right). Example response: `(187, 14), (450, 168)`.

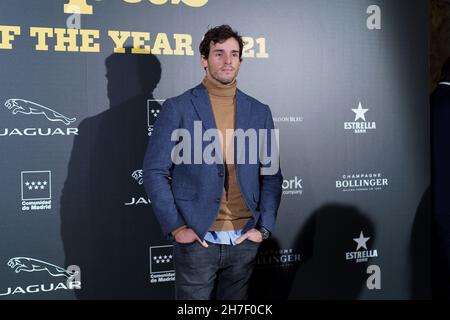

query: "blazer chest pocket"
(172, 186), (196, 201)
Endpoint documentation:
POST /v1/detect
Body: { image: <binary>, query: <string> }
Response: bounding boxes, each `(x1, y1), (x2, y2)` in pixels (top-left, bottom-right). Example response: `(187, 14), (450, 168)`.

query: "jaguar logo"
(132, 169), (144, 185)
(4, 99), (76, 125)
(7, 257), (78, 279)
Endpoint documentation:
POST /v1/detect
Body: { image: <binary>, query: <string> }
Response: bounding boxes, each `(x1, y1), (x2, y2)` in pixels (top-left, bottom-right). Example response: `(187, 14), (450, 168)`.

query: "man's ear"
(200, 55), (208, 69)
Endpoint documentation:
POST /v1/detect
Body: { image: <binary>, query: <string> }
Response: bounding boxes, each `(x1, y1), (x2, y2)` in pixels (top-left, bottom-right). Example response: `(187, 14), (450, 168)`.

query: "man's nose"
(224, 54), (231, 64)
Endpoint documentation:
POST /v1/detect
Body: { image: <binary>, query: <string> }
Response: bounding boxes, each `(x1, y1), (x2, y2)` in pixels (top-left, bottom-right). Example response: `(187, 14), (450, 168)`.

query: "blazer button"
(216, 198), (221, 203)
(219, 172), (224, 177)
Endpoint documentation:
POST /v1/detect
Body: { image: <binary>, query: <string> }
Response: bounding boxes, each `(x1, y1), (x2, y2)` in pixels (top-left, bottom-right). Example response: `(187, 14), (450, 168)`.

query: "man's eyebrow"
(211, 49), (239, 53)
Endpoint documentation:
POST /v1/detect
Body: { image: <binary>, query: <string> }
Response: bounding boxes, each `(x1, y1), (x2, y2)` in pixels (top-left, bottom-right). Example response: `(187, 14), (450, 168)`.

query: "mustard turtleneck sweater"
(202, 75), (252, 231)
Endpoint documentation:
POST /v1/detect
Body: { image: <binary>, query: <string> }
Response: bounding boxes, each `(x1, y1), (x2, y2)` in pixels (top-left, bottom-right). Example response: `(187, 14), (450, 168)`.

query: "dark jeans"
(173, 240), (260, 300)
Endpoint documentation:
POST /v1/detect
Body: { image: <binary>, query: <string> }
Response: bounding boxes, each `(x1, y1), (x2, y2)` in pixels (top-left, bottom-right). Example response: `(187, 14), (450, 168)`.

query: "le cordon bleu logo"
(64, 0), (209, 15)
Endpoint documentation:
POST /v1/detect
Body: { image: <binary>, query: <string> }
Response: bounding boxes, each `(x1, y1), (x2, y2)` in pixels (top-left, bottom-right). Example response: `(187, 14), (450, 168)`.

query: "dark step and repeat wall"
(0, 0), (430, 299)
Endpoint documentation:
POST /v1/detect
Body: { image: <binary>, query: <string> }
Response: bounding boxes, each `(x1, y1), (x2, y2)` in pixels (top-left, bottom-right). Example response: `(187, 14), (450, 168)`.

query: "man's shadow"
(410, 187), (434, 299)
(249, 204), (375, 299)
(60, 49), (172, 299)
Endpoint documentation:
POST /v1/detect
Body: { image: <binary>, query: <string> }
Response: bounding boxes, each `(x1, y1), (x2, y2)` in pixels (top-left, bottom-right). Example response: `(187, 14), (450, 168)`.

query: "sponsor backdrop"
(0, 0), (430, 299)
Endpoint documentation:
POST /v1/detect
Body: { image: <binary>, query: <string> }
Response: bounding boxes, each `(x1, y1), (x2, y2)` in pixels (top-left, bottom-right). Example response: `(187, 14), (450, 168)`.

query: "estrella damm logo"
(64, 0), (209, 15)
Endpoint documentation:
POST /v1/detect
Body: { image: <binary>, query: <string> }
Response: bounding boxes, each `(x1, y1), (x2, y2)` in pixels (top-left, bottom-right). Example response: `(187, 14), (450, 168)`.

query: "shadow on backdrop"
(410, 187), (433, 299)
(249, 204), (376, 300)
(60, 49), (171, 299)
(429, 62), (450, 299)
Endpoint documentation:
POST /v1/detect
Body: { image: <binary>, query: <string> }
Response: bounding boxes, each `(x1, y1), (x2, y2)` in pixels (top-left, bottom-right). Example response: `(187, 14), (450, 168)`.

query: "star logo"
(149, 245), (174, 275)
(153, 254), (172, 264)
(25, 181), (48, 190)
(353, 231), (370, 251)
(21, 171), (52, 201)
(150, 109), (160, 118)
(352, 102), (369, 121)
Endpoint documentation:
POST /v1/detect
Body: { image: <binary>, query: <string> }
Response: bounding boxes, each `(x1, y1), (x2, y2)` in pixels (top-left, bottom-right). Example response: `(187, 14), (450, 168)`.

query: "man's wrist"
(171, 225), (187, 237)
(257, 226), (271, 240)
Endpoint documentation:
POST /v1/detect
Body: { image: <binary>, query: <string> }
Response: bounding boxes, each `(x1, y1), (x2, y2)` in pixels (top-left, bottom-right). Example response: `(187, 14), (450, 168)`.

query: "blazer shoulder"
(238, 89), (269, 108)
(165, 84), (203, 108)
(238, 89), (271, 118)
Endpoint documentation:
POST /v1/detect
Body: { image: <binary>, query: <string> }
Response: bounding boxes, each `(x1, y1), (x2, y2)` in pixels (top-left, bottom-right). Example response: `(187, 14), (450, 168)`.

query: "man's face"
(201, 37), (241, 85)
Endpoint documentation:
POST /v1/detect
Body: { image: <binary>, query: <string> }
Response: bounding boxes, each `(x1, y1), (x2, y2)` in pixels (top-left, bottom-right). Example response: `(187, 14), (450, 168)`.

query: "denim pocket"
(173, 240), (197, 247)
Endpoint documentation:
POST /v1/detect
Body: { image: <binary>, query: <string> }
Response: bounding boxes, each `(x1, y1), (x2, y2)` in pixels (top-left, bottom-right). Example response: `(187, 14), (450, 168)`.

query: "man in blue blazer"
(143, 25), (282, 300)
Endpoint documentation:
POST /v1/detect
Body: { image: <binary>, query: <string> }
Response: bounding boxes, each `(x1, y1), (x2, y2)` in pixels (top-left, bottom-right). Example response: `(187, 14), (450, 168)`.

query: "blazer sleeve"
(143, 99), (186, 239)
(258, 105), (283, 233)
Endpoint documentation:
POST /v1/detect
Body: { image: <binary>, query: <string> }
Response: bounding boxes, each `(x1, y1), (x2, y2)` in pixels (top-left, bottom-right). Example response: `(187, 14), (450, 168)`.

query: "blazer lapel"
(191, 84), (223, 168)
(191, 83), (217, 133)
(235, 89), (252, 165)
(235, 89), (251, 132)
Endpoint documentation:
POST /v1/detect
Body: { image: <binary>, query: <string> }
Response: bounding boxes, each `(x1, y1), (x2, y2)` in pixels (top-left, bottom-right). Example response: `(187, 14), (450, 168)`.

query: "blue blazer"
(143, 83), (283, 240)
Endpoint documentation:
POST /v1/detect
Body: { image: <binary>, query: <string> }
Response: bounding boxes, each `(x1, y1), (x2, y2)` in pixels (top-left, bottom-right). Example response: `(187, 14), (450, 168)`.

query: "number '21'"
(242, 37), (268, 59)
